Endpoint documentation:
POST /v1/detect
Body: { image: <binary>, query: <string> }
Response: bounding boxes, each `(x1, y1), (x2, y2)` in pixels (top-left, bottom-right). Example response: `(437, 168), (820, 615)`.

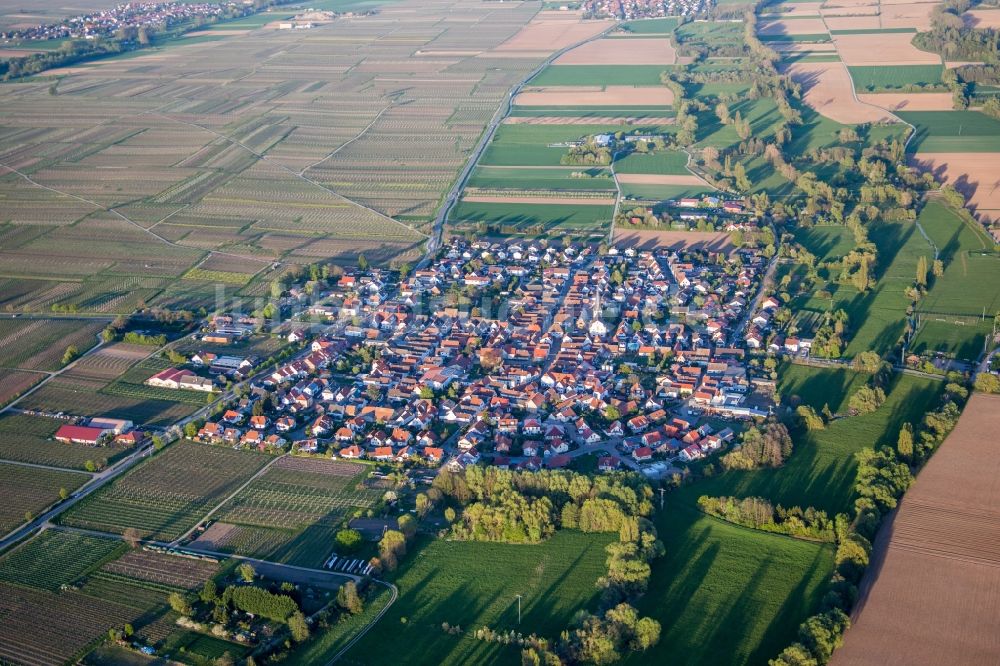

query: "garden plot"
(61, 441), (272, 541)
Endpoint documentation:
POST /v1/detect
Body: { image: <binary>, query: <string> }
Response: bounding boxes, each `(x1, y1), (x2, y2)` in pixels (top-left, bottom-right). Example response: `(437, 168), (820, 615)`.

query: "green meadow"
(343, 531), (613, 665)
(898, 110), (1000, 152)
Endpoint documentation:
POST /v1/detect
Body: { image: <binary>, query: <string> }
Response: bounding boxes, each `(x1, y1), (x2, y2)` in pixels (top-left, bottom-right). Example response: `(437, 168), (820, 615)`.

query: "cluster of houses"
(1, 1), (254, 43)
(581, 0), (712, 20)
(182, 238), (774, 474)
(742, 294), (814, 358)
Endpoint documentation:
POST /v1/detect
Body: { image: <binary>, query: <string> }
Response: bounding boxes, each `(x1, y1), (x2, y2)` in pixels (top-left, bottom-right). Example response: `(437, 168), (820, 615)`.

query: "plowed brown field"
(832, 391), (1000, 666)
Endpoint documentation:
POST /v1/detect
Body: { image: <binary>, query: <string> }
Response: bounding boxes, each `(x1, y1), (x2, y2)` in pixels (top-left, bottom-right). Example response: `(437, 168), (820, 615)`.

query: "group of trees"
(721, 422), (792, 470)
(697, 495), (836, 542)
(913, 0), (1000, 61)
(433, 467), (654, 545)
(375, 514), (417, 571)
(847, 385), (886, 415)
(561, 141), (612, 166)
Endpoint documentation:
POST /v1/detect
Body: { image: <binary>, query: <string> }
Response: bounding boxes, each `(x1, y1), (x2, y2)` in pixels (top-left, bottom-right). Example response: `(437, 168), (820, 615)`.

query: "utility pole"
(516, 594), (522, 625)
(659, 487), (666, 510)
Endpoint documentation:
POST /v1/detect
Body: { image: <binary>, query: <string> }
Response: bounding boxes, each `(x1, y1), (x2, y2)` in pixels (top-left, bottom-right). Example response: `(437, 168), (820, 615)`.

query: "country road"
(419, 22), (616, 269)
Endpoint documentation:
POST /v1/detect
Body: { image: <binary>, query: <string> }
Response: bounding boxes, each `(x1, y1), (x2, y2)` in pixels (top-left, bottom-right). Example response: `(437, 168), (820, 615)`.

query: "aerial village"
(53, 236), (800, 483)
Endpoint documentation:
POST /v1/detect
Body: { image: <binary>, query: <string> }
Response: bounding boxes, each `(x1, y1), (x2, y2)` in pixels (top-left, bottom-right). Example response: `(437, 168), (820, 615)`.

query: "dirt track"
(832, 391), (1000, 666)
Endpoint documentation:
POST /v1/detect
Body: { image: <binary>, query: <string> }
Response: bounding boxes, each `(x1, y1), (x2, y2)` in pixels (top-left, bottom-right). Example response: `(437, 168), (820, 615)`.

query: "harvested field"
(612, 229), (734, 252)
(908, 153), (1000, 222)
(764, 2), (823, 15)
(555, 37), (676, 65)
(771, 41), (839, 52)
(462, 195), (617, 205)
(758, 17), (829, 35)
(881, 2), (937, 29)
(833, 32), (941, 65)
(490, 10), (612, 54)
(616, 174), (707, 186)
(832, 392), (1000, 666)
(784, 61), (895, 123)
(822, 4), (880, 16)
(823, 15), (881, 30)
(513, 85), (674, 106)
(963, 8), (1000, 28)
(504, 115), (675, 124)
(857, 92), (955, 110)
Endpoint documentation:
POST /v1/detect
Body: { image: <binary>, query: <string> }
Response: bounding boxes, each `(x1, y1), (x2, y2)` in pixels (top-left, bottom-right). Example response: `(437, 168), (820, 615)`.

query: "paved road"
(0, 439), (155, 551)
(730, 239), (780, 347)
(326, 579), (399, 664)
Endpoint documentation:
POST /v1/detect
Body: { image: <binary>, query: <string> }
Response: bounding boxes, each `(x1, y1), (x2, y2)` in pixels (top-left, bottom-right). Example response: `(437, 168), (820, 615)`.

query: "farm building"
(55, 424), (110, 445)
(145, 367), (214, 392)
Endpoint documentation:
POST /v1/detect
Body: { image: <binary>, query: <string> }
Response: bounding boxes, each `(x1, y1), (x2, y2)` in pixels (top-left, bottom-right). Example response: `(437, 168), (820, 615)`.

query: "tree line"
(697, 495), (836, 542)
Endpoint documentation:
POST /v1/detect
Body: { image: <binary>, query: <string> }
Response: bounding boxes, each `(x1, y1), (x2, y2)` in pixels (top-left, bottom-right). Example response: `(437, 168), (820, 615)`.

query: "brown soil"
(513, 85), (674, 107)
(832, 392), (1000, 666)
(462, 195), (616, 205)
(766, 2), (823, 15)
(908, 153), (1000, 222)
(963, 8), (1000, 28)
(556, 36), (676, 65)
(784, 61), (895, 123)
(504, 116), (675, 125)
(823, 15), (881, 30)
(612, 229), (734, 253)
(616, 174), (706, 186)
(857, 92), (955, 110)
(491, 10), (612, 54)
(757, 17), (829, 34)
(771, 42), (838, 52)
(833, 32), (941, 65)
(821, 5), (880, 16)
(881, 2), (937, 30)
